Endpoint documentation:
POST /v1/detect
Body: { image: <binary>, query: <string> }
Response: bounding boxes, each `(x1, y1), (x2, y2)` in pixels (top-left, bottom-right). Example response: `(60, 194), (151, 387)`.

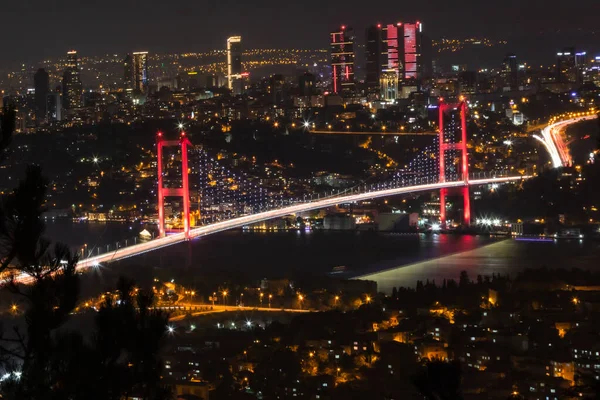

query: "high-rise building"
(458, 71), (478, 94)
(381, 23), (402, 101)
(47, 93), (62, 122)
(575, 51), (588, 84)
(403, 22), (422, 82)
(421, 34), (433, 79)
(501, 53), (518, 90)
(364, 21), (425, 100)
(132, 51), (149, 92)
(365, 25), (385, 94)
(34, 68), (49, 124)
(557, 48), (576, 84)
(330, 26), (355, 96)
(123, 54), (133, 89)
(62, 50), (83, 110)
(299, 72), (316, 96)
(227, 36), (243, 95)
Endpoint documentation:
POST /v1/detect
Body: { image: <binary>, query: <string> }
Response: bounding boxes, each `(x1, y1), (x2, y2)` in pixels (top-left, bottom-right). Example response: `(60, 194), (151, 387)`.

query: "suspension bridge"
(63, 100), (532, 272)
(74, 173), (525, 270)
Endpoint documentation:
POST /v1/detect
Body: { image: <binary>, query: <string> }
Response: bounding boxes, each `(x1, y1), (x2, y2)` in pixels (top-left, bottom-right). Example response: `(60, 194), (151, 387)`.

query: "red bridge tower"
(157, 131), (192, 239)
(439, 100), (471, 226)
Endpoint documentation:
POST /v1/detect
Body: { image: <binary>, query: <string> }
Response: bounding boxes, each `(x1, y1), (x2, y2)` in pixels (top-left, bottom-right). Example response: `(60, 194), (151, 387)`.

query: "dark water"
(45, 220), (600, 294)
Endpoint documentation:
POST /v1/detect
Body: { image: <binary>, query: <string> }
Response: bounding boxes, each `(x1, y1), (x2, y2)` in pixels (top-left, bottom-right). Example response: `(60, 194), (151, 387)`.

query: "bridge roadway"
(310, 130), (437, 136)
(168, 304), (311, 322)
(72, 175), (527, 270)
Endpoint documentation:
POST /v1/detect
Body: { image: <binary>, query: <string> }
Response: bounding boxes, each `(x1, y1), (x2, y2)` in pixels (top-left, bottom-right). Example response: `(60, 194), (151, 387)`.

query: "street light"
(298, 294), (304, 309)
(268, 294), (272, 308)
(260, 292), (264, 306)
(366, 295), (372, 304)
(222, 290), (228, 305)
(334, 295), (340, 306)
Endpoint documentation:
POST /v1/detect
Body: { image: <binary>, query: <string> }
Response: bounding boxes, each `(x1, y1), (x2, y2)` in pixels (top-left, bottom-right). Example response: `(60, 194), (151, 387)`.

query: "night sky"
(2, 0), (599, 64)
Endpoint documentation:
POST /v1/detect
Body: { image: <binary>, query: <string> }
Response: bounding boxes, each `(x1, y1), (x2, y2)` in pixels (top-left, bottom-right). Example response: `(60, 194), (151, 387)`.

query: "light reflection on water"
(361, 238), (600, 293)
(45, 220), (600, 295)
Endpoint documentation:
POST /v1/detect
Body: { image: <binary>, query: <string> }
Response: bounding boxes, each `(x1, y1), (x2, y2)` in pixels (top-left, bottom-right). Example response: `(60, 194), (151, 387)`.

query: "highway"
(72, 175), (527, 270)
(533, 114), (597, 168)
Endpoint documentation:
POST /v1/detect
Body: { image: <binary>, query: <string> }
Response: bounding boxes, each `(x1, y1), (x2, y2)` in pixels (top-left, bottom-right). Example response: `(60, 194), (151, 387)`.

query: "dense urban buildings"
(1, 9), (600, 399)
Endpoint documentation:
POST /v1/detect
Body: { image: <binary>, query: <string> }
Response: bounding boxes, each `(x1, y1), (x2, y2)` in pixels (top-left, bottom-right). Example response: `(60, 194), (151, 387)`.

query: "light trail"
(535, 114), (598, 168)
(68, 175), (527, 270)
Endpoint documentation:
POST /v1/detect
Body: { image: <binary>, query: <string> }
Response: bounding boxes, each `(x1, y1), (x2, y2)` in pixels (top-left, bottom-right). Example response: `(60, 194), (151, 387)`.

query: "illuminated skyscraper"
(62, 50), (83, 110)
(34, 68), (49, 124)
(227, 36), (243, 95)
(132, 51), (149, 92)
(402, 22), (422, 82)
(365, 21), (425, 100)
(330, 26), (355, 96)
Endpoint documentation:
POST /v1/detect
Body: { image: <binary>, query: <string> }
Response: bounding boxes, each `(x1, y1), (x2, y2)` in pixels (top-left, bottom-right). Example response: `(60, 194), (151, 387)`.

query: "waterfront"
(45, 220), (600, 294)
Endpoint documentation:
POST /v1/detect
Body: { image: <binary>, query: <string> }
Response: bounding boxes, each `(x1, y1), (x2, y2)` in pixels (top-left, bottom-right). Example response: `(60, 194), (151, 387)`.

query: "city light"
(431, 223), (441, 231)
(167, 325), (175, 334)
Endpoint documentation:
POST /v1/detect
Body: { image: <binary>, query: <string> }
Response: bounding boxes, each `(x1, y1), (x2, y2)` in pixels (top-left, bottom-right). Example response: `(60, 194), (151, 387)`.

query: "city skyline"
(1, 0), (599, 66)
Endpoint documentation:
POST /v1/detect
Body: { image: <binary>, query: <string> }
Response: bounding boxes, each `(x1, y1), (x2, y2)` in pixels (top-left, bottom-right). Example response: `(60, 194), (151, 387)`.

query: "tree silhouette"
(412, 360), (463, 400)
(0, 105), (15, 163)
(0, 105), (170, 400)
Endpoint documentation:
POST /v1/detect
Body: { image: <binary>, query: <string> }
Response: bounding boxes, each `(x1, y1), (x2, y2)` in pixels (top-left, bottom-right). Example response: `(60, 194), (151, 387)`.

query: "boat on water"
(553, 229), (584, 240)
(330, 266), (347, 275)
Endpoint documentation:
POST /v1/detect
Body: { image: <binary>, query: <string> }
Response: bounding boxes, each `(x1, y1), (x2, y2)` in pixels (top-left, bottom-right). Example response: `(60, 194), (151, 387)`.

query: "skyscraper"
(575, 51), (588, 84)
(47, 93), (62, 122)
(330, 26), (355, 96)
(501, 53), (518, 90)
(365, 21), (425, 100)
(123, 54), (133, 89)
(132, 52), (149, 92)
(62, 50), (83, 110)
(402, 22), (422, 82)
(34, 68), (49, 124)
(227, 36), (243, 95)
(557, 48), (576, 84)
(365, 25), (385, 95)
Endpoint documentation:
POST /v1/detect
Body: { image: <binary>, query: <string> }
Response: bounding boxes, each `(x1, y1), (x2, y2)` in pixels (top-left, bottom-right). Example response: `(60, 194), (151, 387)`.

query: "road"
(168, 304), (311, 321)
(533, 114), (597, 168)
